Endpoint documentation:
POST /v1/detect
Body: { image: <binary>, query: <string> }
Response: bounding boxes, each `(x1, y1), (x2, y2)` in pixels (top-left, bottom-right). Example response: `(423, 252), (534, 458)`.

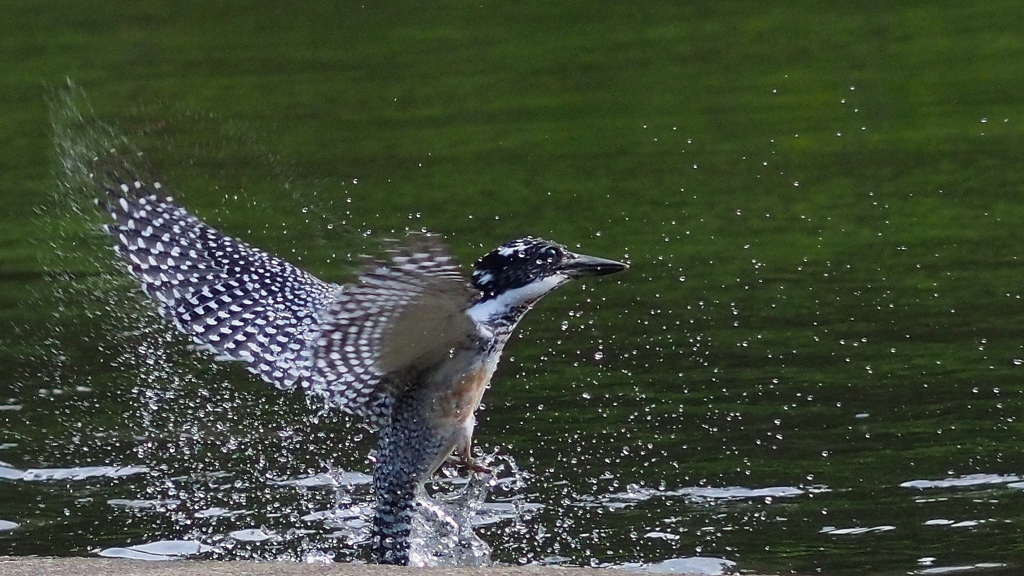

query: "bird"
(94, 166), (627, 565)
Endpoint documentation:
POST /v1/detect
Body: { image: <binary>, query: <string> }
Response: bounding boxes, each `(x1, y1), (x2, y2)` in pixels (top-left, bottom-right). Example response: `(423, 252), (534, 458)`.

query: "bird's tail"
(368, 393), (443, 565)
(370, 393), (418, 565)
(370, 467), (418, 565)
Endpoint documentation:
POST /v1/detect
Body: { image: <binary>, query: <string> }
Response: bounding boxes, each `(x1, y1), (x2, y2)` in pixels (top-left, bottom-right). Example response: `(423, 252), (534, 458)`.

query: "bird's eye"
(543, 247), (560, 262)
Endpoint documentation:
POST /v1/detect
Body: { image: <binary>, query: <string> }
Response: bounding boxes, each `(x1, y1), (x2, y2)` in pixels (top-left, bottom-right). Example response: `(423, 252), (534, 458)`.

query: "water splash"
(410, 473), (494, 566)
(406, 452), (533, 566)
(12, 82), (377, 561)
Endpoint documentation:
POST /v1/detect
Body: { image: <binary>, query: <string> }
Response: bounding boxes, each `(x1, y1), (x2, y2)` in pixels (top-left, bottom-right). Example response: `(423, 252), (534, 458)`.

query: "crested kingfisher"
(95, 168), (627, 565)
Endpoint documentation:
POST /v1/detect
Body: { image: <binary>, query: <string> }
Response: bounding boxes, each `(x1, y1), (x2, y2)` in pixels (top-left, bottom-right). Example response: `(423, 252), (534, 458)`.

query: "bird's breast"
(433, 364), (491, 425)
(412, 336), (506, 434)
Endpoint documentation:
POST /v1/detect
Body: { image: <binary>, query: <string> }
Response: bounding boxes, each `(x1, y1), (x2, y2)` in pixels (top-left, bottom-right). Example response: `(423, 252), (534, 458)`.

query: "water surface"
(4, 2), (1024, 574)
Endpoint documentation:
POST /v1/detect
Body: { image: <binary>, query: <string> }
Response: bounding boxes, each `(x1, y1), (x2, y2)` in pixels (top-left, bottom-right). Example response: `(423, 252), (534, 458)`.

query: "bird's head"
(470, 237), (627, 310)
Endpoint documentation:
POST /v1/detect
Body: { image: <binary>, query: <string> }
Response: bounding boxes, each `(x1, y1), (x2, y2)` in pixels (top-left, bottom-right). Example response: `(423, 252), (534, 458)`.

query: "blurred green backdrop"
(3, 2), (1024, 574)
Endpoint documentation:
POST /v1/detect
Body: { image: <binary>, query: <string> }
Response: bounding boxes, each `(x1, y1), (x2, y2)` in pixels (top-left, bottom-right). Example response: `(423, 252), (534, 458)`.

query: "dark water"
(4, 2), (1024, 574)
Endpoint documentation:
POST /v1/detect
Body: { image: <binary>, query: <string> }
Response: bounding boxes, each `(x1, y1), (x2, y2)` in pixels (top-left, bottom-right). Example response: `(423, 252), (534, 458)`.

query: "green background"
(3, 2), (1024, 574)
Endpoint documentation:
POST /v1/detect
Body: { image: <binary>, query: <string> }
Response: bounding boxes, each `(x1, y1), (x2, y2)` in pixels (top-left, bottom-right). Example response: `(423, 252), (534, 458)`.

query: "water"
(5, 3), (1024, 574)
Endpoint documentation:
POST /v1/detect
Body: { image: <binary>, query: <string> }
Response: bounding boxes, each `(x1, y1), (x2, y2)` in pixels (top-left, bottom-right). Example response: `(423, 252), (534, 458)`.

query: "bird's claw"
(446, 454), (493, 476)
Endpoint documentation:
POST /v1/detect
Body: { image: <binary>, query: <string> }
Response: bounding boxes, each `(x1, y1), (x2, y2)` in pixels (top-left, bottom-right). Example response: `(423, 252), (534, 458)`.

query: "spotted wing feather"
(312, 235), (479, 422)
(97, 171), (338, 390)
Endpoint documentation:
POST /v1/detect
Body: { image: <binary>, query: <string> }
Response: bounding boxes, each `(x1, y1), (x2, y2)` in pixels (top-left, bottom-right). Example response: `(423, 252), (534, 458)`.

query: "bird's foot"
(446, 454), (493, 476)
(464, 459), (492, 475)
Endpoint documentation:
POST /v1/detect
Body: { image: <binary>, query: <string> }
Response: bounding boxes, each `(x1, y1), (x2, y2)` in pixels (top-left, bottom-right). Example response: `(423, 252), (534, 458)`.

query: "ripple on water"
(900, 473), (1021, 489)
(820, 525), (896, 536)
(9, 465), (149, 482)
(601, 483), (813, 509)
(194, 507), (234, 518)
(912, 562), (1008, 575)
(229, 528), (275, 542)
(0, 466), (22, 480)
(107, 498), (181, 510)
(619, 556), (738, 574)
(98, 540), (215, 561)
(300, 506), (367, 526)
(922, 519), (984, 528)
(270, 471), (372, 488)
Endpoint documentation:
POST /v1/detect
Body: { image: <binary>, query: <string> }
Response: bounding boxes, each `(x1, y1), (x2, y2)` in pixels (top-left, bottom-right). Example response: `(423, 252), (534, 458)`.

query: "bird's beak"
(561, 253), (629, 278)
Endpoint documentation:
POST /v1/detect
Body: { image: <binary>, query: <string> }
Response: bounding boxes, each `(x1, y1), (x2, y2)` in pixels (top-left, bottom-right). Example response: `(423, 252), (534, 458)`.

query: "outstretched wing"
(97, 169), (338, 389)
(310, 234), (480, 422)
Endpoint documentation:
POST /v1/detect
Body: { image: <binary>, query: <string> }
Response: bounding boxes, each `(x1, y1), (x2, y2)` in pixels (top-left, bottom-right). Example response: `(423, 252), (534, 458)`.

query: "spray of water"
(19, 81), (538, 564)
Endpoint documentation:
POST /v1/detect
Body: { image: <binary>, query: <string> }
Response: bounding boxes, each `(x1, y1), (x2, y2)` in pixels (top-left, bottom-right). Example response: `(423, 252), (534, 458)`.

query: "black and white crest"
(470, 237), (569, 299)
(467, 237), (627, 326)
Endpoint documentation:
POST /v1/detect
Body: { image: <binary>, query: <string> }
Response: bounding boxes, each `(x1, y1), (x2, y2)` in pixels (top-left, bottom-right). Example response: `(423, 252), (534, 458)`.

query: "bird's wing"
(96, 169), (337, 390)
(311, 234), (480, 421)
(97, 166), (479, 425)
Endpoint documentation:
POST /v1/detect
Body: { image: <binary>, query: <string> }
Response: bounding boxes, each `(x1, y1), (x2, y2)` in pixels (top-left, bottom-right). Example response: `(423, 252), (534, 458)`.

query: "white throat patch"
(468, 273), (568, 324)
